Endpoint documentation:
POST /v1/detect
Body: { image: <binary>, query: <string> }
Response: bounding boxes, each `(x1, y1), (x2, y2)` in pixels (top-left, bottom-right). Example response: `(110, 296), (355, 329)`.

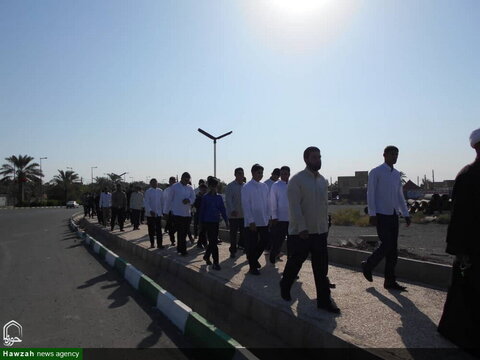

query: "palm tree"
(52, 170), (80, 204)
(0, 155), (43, 203)
(399, 171), (408, 185)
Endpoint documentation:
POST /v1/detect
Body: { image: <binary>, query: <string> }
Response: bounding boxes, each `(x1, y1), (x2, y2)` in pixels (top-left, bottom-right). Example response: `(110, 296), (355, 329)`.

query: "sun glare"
(242, 0), (358, 53)
(268, 0), (333, 19)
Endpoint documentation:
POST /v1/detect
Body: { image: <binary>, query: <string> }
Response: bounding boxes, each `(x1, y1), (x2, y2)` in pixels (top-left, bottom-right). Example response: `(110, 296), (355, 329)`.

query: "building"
(337, 171), (368, 201)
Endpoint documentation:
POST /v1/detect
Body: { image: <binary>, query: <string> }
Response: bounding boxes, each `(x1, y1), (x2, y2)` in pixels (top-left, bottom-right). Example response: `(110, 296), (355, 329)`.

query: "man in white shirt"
(362, 146), (411, 291)
(129, 186), (143, 231)
(264, 168), (280, 191)
(225, 167), (246, 258)
(241, 164), (270, 275)
(280, 147), (339, 313)
(144, 178), (164, 249)
(163, 176), (177, 245)
(165, 172), (195, 256)
(269, 166), (290, 264)
(99, 188), (112, 227)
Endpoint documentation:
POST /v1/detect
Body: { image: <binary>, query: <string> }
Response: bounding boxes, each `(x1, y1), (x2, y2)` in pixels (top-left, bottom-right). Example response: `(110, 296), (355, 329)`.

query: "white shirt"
(270, 180), (289, 222)
(225, 180), (244, 218)
(264, 178), (275, 190)
(288, 169), (329, 235)
(367, 163), (409, 217)
(130, 191), (144, 210)
(99, 192), (111, 208)
(165, 182), (195, 217)
(144, 187), (164, 216)
(241, 179), (270, 227)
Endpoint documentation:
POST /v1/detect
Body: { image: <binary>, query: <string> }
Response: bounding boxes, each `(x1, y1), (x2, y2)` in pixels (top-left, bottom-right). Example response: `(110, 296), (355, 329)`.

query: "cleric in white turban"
(470, 127), (480, 148)
(438, 127), (480, 356)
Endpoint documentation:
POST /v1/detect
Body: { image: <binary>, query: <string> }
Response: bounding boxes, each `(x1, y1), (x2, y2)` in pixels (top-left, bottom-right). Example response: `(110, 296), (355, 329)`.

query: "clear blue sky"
(1, 0), (478, 186)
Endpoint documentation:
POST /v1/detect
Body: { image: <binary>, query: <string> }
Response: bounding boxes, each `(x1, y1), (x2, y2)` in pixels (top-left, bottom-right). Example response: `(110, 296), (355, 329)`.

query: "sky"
(1, 0), (479, 186)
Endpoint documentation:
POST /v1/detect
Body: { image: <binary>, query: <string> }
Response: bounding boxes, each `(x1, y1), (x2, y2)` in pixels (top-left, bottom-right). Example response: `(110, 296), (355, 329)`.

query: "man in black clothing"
(438, 128), (480, 356)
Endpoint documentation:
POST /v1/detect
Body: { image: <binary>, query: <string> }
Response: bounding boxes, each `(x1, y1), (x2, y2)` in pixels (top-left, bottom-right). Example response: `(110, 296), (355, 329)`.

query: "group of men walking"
(79, 129), (479, 344)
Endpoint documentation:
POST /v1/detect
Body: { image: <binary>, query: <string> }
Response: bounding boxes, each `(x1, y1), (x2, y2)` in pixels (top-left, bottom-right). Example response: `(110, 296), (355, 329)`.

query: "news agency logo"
(3, 320), (23, 347)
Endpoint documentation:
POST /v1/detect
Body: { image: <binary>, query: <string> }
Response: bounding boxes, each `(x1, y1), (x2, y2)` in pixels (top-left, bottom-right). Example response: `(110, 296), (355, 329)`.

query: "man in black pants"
(241, 164), (270, 275)
(269, 166), (290, 264)
(225, 167), (246, 258)
(144, 179), (164, 248)
(165, 172), (195, 256)
(111, 183), (127, 232)
(361, 145), (411, 291)
(280, 147), (339, 313)
(163, 176), (177, 245)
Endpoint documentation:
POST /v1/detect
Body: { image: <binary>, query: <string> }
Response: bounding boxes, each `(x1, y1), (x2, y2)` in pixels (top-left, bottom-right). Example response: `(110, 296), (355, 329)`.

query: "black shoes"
(230, 253), (236, 259)
(255, 260), (261, 269)
(203, 255), (212, 265)
(361, 261), (373, 282)
(212, 264), (221, 271)
(157, 245), (165, 249)
(384, 281), (407, 292)
(279, 281), (292, 301)
(249, 268), (260, 275)
(317, 300), (341, 314)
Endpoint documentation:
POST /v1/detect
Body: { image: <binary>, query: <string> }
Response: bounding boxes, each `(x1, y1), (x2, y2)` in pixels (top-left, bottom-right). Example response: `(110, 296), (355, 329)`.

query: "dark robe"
(438, 158), (480, 356)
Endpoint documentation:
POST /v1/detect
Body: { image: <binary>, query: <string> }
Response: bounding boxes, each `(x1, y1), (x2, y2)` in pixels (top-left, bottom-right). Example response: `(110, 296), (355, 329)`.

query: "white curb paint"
(124, 264), (143, 290)
(105, 250), (117, 267)
(156, 289), (192, 333)
(93, 241), (101, 254)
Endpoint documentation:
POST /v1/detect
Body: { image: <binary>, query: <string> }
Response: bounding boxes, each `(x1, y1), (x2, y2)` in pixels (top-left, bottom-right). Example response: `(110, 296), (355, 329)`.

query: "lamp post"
(197, 128), (232, 177)
(91, 166), (97, 184)
(39, 157), (47, 199)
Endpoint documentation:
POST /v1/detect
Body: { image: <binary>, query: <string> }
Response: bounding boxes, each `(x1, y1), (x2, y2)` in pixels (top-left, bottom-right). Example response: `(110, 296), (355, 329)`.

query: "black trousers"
(110, 207), (125, 230)
(165, 211), (176, 244)
(246, 226), (269, 271)
(203, 222), (220, 264)
(131, 209), (141, 229)
(229, 218), (245, 255)
(270, 221), (289, 261)
(281, 233), (330, 302)
(365, 213), (399, 281)
(174, 215), (191, 254)
(146, 216), (162, 247)
(193, 212), (199, 237)
(197, 223), (207, 248)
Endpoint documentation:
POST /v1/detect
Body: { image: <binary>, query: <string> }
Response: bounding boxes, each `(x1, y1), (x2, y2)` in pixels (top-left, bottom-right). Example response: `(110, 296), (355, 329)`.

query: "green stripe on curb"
(98, 245), (107, 259)
(138, 275), (162, 305)
(114, 257), (127, 276)
(185, 312), (239, 356)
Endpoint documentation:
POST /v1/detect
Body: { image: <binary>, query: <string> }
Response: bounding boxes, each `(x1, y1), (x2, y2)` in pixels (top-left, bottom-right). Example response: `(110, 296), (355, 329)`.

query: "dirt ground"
(328, 205), (453, 265)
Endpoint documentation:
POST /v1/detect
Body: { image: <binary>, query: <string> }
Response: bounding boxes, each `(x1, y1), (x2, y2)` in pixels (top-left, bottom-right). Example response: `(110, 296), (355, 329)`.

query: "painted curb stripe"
(156, 290), (192, 333)
(114, 257), (127, 276)
(185, 312), (238, 353)
(93, 241), (101, 254)
(138, 276), (162, 305)
(105, 250), (117, 267)
(124, 264), (143, 290)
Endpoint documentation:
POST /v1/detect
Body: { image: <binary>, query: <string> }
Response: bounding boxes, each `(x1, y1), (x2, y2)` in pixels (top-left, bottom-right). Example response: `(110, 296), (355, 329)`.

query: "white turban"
(470, 128), (480, 148)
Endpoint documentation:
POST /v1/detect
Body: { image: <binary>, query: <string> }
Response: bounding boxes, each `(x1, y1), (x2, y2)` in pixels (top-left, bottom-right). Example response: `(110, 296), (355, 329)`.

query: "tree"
(52, 170), (80, 204)
(0, 155), (43, 204)
(399, 172), (408, 185)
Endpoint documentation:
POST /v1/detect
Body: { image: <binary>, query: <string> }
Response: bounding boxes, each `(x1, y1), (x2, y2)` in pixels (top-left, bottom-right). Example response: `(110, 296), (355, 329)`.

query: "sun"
(266, 0), (333, 20)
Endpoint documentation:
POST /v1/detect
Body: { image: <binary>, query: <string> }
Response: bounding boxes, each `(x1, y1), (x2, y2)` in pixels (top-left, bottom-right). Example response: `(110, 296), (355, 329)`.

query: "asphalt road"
(0, 208), (191, 354)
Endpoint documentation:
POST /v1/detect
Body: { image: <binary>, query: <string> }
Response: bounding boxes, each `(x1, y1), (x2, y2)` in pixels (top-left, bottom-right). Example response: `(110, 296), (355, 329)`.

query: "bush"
(332, 209), (370, 226)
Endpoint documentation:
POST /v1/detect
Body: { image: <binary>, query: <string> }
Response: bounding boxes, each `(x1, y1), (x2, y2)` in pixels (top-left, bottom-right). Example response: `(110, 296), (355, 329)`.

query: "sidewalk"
(77, 215), (464, 357)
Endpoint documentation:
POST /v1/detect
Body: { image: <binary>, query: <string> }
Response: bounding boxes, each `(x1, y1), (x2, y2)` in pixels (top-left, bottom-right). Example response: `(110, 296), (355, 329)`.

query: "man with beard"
(438, 128), (480, 356)
(280, 147), (339, 313)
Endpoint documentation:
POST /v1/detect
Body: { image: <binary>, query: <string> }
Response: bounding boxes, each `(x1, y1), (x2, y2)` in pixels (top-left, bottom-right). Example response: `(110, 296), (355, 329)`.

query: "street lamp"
(91, 166), (97, 184)
(197, 128), (233, 177)
(39, 157), (47, 199)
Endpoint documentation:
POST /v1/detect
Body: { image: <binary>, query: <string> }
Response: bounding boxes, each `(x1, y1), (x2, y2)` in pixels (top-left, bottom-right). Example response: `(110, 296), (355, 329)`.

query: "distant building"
(338, 171), (368, 202)
(403, 180), (422, 199)
(431, 180), (455, 195)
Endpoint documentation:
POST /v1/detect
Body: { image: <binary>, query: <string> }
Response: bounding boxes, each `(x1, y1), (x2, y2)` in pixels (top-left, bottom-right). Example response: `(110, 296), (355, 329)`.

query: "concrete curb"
(69, 218), (257, 360)
(0, 206), (65, 209)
